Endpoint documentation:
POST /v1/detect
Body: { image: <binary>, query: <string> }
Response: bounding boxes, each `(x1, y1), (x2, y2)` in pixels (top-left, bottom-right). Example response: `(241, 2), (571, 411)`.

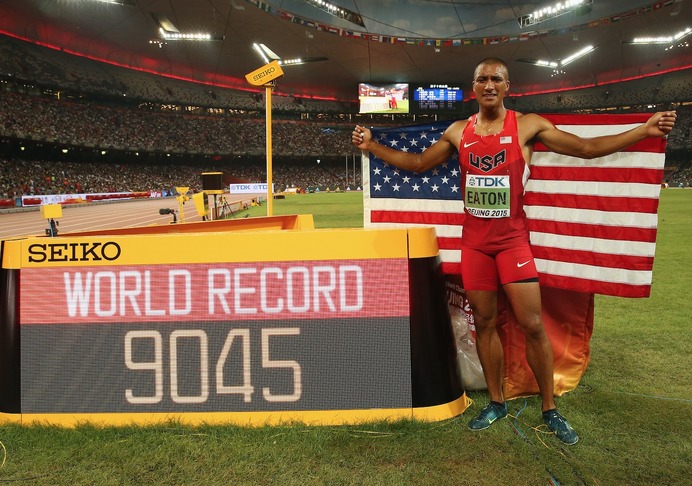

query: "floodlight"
(560, 45), (595, 66)
(280, 56), (328, 66)
(92, 0), (136, 5)
(304, 0), (365, 28)
(253, 43), (281, 64)
(152, 12), (222, 42)
(629, 27), (691, 45)
(518, 0), (592, 28)
(160, 29), (219, 41)
(253, 43), (328, 66)
(518, 45), (595, 70)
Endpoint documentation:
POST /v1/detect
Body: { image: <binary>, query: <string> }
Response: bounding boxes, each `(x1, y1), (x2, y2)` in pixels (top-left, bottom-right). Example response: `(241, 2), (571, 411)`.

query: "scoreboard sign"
(0, 222), (466, 426)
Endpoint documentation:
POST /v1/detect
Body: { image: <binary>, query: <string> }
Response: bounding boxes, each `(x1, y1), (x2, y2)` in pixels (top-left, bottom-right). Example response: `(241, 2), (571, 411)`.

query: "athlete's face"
(473, 63), (509, 108)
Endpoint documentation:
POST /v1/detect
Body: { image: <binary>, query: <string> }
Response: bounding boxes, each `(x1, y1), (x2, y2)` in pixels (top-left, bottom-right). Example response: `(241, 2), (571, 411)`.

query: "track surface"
(0, 194), (254, 240)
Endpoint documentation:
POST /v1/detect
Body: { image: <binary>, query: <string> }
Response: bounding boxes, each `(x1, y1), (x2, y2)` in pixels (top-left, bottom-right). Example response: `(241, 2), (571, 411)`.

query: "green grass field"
(1, 190), (690, 485)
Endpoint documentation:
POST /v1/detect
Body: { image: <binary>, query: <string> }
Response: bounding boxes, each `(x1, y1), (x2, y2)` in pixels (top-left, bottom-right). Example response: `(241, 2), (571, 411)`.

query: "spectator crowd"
(0, 91), (358, 157)
(0, 83), (690, 200)
(0, 157), (361, 200)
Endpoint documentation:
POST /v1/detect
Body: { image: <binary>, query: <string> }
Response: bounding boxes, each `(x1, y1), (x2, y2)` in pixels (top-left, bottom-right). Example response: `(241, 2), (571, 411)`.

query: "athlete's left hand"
(647, 111), (676, 137)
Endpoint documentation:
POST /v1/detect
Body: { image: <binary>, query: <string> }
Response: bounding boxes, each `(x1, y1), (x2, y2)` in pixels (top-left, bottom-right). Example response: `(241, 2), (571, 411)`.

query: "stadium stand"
(0, 34), (690, 202)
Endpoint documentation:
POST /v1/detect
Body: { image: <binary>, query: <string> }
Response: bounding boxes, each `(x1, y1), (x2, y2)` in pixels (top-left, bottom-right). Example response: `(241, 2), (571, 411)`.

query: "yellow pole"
(245, 61), (282, 215)
(265, 84), (274, 216)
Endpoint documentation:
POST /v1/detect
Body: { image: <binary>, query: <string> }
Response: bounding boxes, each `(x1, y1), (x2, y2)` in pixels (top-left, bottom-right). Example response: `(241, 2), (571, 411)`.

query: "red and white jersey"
(459, 110), (531, 251)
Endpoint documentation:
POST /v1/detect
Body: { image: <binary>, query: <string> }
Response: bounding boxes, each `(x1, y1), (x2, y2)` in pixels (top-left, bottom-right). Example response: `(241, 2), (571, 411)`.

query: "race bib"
(464, 174), (510, 218)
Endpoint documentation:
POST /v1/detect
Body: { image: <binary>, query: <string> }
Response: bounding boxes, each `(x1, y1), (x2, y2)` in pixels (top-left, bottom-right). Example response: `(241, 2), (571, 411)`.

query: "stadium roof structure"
(0, 0), (690, 102)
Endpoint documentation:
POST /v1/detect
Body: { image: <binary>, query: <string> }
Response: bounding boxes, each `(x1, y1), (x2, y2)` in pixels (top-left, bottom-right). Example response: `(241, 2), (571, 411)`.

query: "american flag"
(363, 114), (667, 298)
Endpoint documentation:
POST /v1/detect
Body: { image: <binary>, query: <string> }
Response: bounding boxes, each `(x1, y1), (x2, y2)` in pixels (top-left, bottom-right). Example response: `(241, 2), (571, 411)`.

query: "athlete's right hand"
(352, 125), (372, 150)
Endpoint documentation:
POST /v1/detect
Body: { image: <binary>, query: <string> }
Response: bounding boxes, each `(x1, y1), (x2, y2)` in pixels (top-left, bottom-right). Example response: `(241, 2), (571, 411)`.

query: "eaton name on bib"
(464, 174), (510, 218)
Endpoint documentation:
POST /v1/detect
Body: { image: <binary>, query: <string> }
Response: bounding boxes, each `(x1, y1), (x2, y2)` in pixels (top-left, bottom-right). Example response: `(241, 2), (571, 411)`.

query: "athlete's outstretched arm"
(530, 111), (676, 159)
(352, 123), (460, 173)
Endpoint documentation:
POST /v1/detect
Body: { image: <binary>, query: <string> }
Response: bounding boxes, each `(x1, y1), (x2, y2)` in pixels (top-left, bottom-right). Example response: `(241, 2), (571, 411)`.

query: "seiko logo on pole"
(252, 66), (275, 82)
(28, 242), (122, 263)
(245, 60), (284, 87)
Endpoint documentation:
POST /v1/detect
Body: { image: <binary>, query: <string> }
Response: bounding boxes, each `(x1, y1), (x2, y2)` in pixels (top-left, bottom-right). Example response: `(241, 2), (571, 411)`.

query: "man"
(351, 57), (676, 445)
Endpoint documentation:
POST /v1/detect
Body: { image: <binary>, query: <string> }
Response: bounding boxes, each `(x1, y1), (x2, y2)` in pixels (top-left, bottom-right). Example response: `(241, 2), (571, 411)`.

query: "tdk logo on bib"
(467, 176), (507, 187)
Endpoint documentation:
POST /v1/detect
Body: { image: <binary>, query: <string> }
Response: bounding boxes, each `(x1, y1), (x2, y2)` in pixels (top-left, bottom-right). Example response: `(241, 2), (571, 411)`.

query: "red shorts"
(461, 244), (538, 291)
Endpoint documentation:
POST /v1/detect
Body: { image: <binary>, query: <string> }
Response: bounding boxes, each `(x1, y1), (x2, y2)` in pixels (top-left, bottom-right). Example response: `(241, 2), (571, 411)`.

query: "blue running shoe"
(468, 402), (508, 431)
(543, 409), (579, 445)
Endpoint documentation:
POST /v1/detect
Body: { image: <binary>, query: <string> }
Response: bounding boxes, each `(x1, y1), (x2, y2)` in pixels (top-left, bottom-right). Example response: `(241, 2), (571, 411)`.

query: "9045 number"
(124, 328), (301, 405)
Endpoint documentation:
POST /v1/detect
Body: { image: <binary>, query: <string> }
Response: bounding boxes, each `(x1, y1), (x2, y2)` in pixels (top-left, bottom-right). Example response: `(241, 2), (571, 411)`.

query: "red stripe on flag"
(541, 113), (649, 125)
(437, 236), (463, 250)
(524, 192), (662, 213)
(528, 219), (658, 243)
(441, 262), (461, 275)
(538, 274), (652, 298)
(530, 166), (663, 184)
(534, 137), (665, 153)
(531, 246), (654, 271)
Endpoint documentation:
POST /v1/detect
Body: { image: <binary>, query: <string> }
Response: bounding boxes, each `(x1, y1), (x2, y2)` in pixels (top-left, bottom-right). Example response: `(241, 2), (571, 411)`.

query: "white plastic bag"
(446, 278), (486, 390)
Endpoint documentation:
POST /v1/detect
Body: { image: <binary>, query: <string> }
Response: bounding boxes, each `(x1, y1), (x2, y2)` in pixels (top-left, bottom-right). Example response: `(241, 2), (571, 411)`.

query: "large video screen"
(19, 248), (413, 414)
(410, 83), (464, 114)
(358, 83), (409, 114)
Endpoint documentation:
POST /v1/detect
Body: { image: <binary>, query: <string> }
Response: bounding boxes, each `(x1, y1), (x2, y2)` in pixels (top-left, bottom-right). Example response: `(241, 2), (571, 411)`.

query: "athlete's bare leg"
(503, 281), (556, 412)
(465, 289), (505, 404)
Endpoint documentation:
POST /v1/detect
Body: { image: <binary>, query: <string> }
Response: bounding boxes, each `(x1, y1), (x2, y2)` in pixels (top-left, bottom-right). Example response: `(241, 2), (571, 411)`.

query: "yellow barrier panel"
(192, 191), (209, 219)
(0, 221), (466, 426)
(40, 204), (62, 219)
